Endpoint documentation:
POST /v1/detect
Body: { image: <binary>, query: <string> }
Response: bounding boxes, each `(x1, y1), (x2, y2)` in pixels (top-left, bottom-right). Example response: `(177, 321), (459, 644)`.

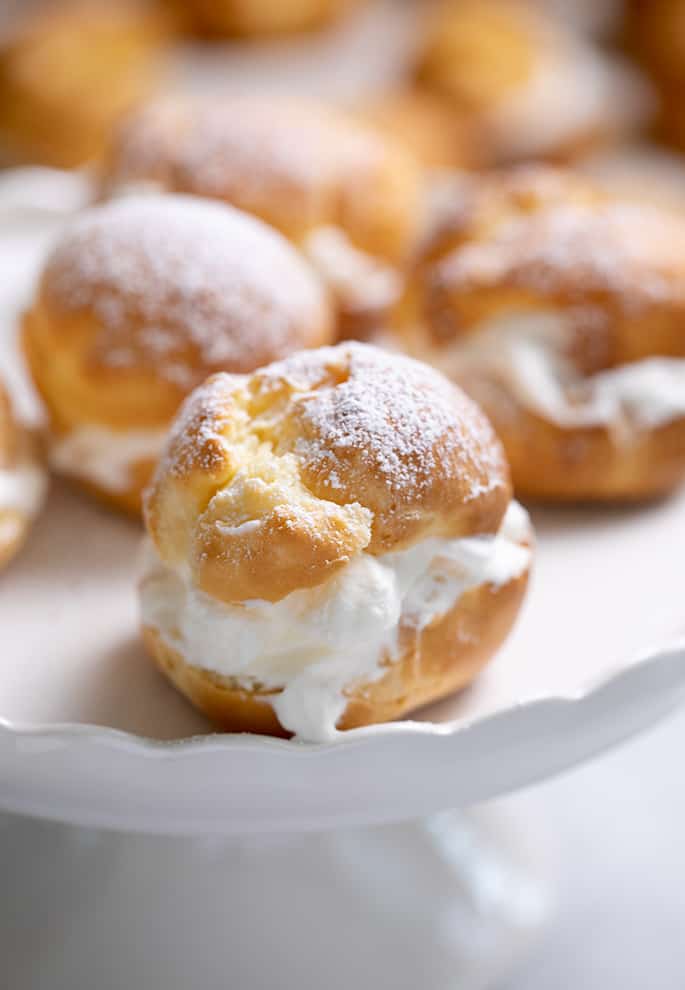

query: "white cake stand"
(2, 633), (685, 990)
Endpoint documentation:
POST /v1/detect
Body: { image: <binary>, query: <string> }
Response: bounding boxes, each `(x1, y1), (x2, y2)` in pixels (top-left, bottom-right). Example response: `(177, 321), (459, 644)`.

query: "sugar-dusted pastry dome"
(146, 342), (511, 603)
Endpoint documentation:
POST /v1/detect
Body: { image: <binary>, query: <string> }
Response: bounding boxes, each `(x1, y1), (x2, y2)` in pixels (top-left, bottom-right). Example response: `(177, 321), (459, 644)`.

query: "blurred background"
(2, 0), (685, 183)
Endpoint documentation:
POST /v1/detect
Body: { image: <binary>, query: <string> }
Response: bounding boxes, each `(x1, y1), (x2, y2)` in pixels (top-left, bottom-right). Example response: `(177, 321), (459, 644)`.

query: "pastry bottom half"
(141, 567), (529, 738)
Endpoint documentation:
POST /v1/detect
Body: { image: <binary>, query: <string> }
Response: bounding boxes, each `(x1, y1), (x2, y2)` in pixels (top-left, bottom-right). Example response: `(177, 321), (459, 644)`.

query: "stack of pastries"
(5, 0), (685, 740)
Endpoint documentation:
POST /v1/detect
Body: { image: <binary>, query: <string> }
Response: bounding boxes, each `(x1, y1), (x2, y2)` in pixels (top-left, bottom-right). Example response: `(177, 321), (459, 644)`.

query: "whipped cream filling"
(304, 226), (402, 315)
(51, 425), (168, 493)
(0, 450), (47, 520)
(140, 501), (531, 742)
(443, 311), (685, 437)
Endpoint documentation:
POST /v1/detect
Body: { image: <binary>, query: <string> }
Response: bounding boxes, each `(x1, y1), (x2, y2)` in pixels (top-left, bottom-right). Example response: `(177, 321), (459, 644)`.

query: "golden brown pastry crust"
(397, 166), (685, 500)
(22, 194), (334, 513)
(353, 87), (484, 171)
(0, 2), (168, 168)
(141, 563), (529, 736)
(145, 343), (511, 603)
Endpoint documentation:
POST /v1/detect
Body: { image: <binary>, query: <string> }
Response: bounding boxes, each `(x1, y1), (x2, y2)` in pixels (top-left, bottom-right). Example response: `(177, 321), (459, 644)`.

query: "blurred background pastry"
(0, 1), (169, 168)
(578, 143), (685, 215)
(0, 377), (47, 569)
(163, 0), (358, 39)
(141, 342), (532, 739)
(352, 86), (484, 171)
(100, 95), (422, 339)
(396, 165), (685, 500)
(528, 0), (625, 39)
(621, 0), (685, 151)
(22, 193), (333, 514)
(415, 0), (650, 165)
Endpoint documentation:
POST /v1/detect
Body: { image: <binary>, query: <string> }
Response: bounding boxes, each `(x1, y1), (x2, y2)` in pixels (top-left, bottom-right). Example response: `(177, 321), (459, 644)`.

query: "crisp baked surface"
(141, 563), (529, 736)
(100, 97), (422, 264)
(398, 166), (685, 499)
(145, 342), (511, 603)
(0, 1), (166, 167)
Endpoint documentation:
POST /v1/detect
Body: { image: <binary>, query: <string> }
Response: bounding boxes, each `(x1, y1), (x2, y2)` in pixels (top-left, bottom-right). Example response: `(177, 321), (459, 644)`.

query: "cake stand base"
(1, 806), (549, 990)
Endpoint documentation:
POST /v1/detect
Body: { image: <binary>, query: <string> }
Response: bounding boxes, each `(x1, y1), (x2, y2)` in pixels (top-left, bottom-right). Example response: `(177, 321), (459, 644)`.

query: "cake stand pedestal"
(2, 639), (685, 990)
(1, 806), (547, 990)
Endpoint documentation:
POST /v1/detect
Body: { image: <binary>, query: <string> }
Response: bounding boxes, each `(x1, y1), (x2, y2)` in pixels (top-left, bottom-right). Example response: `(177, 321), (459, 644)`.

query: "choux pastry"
(140, 342), (532, 740)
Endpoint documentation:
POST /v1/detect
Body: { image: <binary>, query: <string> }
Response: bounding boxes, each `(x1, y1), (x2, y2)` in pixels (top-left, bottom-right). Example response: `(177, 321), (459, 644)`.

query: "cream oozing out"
(51, 425), (168, 493)
(140, 501), (532, 742)
(304, 226), (403, 315)
(440, 311), (685, 437)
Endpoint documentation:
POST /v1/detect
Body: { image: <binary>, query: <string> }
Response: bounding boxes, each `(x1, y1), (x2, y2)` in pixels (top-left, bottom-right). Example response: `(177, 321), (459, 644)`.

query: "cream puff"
(163, 0), (357, 38)
(140, 342), (533, 740)
(415, 0), (650, 165)
(100, 95), (423, 339)
(397, 166), (685, 501)
(22, 193), (333, 514)
(0, 378), (47, 569)
(0, 1), (168, 168)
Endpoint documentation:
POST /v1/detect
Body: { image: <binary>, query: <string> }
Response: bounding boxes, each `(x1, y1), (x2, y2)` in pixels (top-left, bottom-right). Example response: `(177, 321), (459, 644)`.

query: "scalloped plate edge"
(1, 637), (684, 759)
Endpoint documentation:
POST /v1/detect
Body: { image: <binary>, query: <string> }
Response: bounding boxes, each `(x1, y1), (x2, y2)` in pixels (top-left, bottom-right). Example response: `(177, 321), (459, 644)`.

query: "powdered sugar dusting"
(42, 194), (329, 389)
(438, 201), (685, 311)
(162, 374), (240, 481)
(108, 99), (385, 216)
(259, 343), (506, 503)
